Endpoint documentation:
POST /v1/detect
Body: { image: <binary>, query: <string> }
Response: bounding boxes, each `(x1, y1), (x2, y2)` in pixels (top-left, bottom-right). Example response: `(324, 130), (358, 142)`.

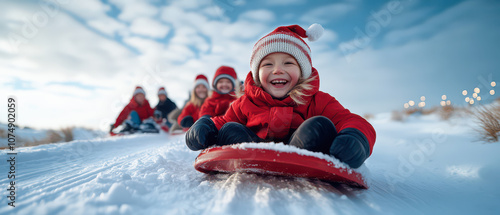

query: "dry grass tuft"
(470, 104), (500, 143)
(363, 113), (374, 120)
(0, 129), (6, 138)
(404, 108), (420, 115)
(421, 107), (438, 115)
(22, 127), (75, 147)
(60, 127), (74, 142)
(391, 111), (405, 121)
(439, 105), (455, 120)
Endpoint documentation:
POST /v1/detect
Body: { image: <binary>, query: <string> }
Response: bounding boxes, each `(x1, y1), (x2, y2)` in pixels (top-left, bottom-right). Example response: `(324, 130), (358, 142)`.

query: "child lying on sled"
(186, 24), (376, 168)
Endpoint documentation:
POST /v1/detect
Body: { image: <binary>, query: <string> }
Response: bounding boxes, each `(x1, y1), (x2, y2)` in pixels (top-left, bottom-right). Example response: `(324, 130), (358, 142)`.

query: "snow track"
(1, 114), (500, 214)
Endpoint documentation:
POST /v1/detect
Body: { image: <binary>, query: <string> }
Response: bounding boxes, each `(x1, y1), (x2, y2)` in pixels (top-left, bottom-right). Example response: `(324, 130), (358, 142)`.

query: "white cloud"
(308, 28), (338, 53)
(265, 0), (306, 6)
(382, 0), (476, 46)
(238, 10), (275, 22)
(123, 36), (164, 54)
(109, 0), (159, 21)
(3, 0), (497, 130)
(221, 21), (269, 40)
(169, 27), (210, 53)
(0, 1), (148, 129)
(63, 0), (111, 20)
(129, 17), (170, 38)
(87, 17), (127, 36)
(320, 0), (500, 114)
(300, 2), (358, 24)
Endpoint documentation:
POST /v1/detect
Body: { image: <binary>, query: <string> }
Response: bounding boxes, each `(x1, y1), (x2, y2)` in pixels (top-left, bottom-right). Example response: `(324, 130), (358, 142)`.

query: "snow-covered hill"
(1, 113), (499, 215)
(0, 125), (104, 148)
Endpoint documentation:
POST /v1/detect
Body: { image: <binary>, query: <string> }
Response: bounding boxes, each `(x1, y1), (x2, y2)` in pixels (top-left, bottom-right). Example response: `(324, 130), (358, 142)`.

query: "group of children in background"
(111, 65), (242, 134)
(113, 23), (376, 169)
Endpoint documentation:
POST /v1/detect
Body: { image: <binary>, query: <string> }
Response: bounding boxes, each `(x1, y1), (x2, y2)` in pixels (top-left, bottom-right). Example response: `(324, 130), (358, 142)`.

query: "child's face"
(216, 78), (233, 94)
(195, 84), (208, 99)
(258, 53), (301, 98)
(158, 94), (167, 102)
(135, 93), (145, 105)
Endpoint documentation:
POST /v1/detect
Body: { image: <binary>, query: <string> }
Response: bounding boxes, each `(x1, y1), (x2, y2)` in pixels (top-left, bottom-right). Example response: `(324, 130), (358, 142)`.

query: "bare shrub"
(471, 104), (500, 142)
(363, 113), (374, 120)
(60, 127), (74, 142)
(439, 105), (455, 120)
(0, 129), (6, 138)
(404, 108), (420, 115)
(421, 107), (438, 115)
(24, 130), (63, 147)
(391, 111), (404, 121)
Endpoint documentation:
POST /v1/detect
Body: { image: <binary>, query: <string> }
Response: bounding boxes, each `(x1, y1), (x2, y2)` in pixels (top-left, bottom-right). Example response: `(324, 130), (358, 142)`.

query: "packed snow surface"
(1, 113), (499, 215)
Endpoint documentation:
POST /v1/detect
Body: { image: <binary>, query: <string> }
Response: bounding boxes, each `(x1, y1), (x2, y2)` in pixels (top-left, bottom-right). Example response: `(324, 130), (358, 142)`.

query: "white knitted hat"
(250, 23), (324, 81)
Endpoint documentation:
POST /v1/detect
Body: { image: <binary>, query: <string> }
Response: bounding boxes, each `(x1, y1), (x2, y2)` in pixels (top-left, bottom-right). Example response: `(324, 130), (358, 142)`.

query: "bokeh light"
(420, 96), (426, 101)
(465, 97), (470, 102)
(469, 99), (474, 105)
(473, 93), (478, 98)
(491, 90), (495, 95)
(404, 103), (409, 109)
(446, 100), (451, 105)
(409, 100), (415, 106)
(492, 81), (497, 87)
(440, 101), (446, 106)
(477, 96), (482, 101)
(442, 95), (447, 100)
(462, 90), (467, 96)
(418, 102), (425, 108)
(474, 87), (480, 93)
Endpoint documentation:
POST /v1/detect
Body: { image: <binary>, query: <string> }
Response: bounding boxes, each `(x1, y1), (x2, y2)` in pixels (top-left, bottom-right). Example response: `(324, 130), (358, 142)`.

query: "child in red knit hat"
(178, 74), (210, 128)
(199, 66), (239, 118)
(112, 86), (156, 133)
(186, 24), (376, 168)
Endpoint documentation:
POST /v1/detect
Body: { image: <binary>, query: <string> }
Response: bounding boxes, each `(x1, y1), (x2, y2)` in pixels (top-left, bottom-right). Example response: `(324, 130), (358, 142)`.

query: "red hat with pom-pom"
(250, 23), (324, 82)
(194, 74), (210, 90)
(213, 66), (237, 92)
(158, 87), (167, 97)
(133, 86), (146, 96)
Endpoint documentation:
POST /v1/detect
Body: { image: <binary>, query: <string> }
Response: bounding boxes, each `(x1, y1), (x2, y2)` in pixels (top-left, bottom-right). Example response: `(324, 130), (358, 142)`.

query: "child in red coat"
(178, 74), (210, 128)
(186, 24), (376, 168)
(199, 66), (239, 117)
(112, 86), (155, 132)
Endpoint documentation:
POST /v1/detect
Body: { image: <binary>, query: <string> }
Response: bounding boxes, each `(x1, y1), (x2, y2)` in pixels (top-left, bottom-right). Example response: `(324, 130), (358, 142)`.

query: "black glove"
(185, 117), (218, 151)
(329, 128), (370, 168)
(180, 116), (194, 128)
(154, 110), (162, 120)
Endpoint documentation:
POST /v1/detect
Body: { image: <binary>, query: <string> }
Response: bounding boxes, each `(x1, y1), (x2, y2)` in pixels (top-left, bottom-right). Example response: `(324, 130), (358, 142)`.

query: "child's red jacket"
(199, 91), (237, 117)
(212, 69), (376, 154)
(178, 102), (202, 124)
(114, 98), (154, 128)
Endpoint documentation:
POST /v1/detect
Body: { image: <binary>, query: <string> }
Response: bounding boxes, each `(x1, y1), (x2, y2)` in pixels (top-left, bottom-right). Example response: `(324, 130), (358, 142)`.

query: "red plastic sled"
(109, 131), (122, 137)
(194, 146), (368, 189)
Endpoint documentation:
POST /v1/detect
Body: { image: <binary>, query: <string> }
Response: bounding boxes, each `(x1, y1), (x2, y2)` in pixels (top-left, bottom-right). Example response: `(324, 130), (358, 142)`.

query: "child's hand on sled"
(330, 128), (370, 168)
(186, 117), (218, 150)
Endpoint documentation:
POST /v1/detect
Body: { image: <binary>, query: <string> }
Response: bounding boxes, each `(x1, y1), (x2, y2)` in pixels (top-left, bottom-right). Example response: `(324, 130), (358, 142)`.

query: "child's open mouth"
(270, 79), (289, 88)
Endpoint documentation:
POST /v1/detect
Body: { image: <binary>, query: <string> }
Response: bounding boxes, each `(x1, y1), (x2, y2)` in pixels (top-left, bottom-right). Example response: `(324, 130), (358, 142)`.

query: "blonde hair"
(255, 74), (316, 105)
(190, 86), (211, 107)
(233, 81), (244, 98)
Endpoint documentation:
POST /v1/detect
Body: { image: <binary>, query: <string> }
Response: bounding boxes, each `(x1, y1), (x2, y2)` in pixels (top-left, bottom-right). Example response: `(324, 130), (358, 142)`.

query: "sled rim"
(194, 146), (368, 189)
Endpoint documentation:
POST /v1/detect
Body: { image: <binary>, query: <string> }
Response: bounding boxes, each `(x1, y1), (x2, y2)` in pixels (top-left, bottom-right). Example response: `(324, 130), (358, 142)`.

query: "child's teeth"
(272, 80), (287, 84)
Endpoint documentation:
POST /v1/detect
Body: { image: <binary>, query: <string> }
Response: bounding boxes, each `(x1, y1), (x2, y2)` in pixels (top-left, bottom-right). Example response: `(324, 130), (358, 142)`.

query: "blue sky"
(0, 0), (499, 130)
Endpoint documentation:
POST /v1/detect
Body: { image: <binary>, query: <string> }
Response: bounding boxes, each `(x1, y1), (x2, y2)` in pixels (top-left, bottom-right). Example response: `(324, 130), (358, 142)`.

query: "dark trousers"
(216, 116), (338, 154)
